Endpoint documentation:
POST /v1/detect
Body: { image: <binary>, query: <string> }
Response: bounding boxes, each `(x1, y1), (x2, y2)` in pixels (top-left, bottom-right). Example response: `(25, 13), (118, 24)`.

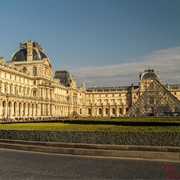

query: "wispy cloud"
(66, 46), (180, 88)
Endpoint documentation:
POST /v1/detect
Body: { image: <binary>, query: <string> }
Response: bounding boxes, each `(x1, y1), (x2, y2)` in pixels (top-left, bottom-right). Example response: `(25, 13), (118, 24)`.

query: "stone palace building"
(0, 40), (180, 121)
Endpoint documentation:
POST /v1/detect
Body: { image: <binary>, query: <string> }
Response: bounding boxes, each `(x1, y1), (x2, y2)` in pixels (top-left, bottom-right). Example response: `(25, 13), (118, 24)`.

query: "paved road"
(0, 148), (179, 180)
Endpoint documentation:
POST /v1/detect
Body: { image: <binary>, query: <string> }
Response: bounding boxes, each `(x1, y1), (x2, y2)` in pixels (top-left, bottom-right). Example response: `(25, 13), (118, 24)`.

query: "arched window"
(32, 104), (34, 116)
(23, 103), (26, 115)
(28, 103), (30, 115)
(2, 101), (6, 116)
(33, 66), (37, 76)
(14, 102), (17, 115)
(19, 103), (21, 115)
(36, 104), (38, 116)
(33, 90), (36, 97)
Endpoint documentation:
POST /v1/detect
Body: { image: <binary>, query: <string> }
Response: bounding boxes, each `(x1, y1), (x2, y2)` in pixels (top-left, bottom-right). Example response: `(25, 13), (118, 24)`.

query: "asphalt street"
(0, 148), (179, 179)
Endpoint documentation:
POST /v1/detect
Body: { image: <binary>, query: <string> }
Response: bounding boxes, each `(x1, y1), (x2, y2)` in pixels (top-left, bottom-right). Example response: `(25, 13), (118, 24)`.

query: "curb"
(0, 139), (179, 162)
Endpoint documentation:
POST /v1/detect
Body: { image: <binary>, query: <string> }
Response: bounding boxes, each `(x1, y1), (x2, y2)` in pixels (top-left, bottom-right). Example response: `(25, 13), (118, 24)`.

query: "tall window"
(33, 66), (37, 76)
(19, 103), (21, 115)
(10, 85), (12, 94)
(33, 90), (36, 97)
(23, 103), (26, 115)
(4, 85), (7, 93)
(15, 86), (17, 95)
(14, 102), (16, 115)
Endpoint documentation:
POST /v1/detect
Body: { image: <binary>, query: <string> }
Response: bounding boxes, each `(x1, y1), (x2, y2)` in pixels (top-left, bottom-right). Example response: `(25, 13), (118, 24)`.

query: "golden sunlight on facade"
(0, 40), (179, 121)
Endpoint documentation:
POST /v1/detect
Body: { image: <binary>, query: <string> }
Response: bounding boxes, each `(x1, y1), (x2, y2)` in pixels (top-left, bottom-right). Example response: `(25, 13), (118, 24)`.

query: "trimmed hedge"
(0, 130), (179, 147)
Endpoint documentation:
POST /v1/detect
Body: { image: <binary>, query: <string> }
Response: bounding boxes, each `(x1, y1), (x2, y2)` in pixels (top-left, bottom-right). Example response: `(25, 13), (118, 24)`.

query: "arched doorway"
(14, 102), (17, 117)
(2, 101), (6, 119)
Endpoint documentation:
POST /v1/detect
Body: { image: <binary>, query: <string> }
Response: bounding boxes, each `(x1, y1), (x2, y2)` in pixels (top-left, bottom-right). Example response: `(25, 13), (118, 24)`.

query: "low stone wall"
(0, 130), (179, 147)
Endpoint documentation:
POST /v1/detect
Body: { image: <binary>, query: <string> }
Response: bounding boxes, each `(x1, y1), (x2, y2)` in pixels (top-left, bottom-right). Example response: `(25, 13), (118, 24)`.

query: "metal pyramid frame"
(125, 79), (180, 117)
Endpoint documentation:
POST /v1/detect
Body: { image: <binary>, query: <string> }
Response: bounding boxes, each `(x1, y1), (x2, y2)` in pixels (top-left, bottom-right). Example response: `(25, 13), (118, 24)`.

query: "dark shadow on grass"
(1, 119), (180, 126)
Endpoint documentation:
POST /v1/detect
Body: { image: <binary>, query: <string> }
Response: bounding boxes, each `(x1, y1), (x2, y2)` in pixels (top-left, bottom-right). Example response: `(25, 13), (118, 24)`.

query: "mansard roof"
(86, 85), (139, 92)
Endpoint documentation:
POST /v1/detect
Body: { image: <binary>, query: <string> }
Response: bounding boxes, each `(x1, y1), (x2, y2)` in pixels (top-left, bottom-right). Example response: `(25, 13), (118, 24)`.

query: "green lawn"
(0, 118), (180, 132)
(73, 117), (180, 122)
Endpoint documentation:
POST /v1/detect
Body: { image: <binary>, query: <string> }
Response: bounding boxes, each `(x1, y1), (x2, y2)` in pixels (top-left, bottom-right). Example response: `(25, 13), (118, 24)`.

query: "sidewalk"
(0, 139), (179, 162)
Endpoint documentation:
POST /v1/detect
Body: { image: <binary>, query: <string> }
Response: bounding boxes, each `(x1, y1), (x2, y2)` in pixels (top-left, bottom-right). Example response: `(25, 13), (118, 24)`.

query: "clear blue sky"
(0, 0), (179, 87)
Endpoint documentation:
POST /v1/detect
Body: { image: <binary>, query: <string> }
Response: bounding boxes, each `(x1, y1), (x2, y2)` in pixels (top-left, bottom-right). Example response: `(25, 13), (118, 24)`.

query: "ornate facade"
(0, 40), (179, 121)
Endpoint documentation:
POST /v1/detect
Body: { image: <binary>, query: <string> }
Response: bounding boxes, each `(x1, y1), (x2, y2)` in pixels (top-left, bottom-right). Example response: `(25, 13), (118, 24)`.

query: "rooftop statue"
(20, 42), (27, 49)
(19, 41), (44, 52)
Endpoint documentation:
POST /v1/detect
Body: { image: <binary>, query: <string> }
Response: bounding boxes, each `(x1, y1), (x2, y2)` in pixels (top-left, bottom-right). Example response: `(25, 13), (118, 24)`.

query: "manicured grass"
(73, 117), (180, 122)
(0, 121), (179, 132)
